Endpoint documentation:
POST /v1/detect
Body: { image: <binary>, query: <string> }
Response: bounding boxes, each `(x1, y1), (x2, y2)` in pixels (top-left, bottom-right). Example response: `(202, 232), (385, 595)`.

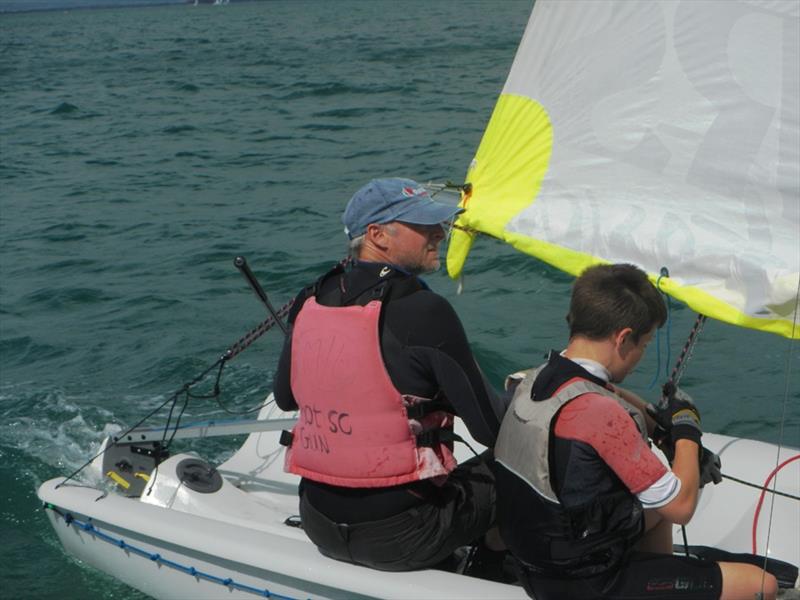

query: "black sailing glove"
(651, 424), (675, 462)
(646, 382), (702, 446)
(699, 446), (722, 487)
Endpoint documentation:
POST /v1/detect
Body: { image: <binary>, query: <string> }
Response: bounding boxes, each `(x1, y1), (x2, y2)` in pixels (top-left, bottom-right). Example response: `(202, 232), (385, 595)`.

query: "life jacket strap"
(416, 429), (463, 447)
(405, 399), (450, 419)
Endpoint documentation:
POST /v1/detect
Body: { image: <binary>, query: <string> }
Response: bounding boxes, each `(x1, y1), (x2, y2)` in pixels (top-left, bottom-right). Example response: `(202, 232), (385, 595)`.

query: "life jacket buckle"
(279, 430), (294, 447)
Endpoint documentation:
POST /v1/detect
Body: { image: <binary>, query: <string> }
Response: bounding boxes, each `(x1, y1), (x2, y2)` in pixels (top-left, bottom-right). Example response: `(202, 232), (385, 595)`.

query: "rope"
(43, 504), (301, 599)
(720, 471), (800, 501)
(56, 358), (225, 489)
(759, 274), (800, 577)
(224, 302), (293, 362)
(668, 313), (706, 388)
(752, 455), (800, 555)
(57, 296), (296, 489)
(714, 461), (800, 594)
(648, 270), (673, 390)
(665, 310), (707, 557)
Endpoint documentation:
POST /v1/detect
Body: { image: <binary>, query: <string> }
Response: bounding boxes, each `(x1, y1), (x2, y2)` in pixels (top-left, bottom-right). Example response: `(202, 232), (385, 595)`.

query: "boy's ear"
(613, 327), (634, 351)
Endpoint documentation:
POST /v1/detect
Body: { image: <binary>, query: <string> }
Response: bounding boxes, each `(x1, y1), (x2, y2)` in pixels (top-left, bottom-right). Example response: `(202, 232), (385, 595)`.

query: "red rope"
(751, 453), (800, 554)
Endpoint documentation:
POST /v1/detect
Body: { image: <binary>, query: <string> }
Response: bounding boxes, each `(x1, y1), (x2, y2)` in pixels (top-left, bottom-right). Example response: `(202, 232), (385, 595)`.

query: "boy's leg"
(718, 561), (777, 600)
(636, 509), (673, 554)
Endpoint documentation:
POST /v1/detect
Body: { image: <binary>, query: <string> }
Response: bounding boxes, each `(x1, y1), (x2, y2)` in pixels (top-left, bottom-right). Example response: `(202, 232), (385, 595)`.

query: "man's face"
(383, 221), (446, 274)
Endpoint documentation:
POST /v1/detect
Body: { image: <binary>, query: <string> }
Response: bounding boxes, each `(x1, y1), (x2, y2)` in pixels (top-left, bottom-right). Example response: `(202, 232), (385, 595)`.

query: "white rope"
(760, 274), (800, 590)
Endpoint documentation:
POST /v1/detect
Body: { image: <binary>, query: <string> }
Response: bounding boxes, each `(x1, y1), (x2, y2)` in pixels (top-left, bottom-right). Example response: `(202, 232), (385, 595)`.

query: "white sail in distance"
(447, 0), (800, 339)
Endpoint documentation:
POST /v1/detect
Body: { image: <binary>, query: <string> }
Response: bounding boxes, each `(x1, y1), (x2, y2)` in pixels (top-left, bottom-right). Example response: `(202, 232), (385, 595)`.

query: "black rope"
(224, 302), (293, 362)
(668, 313), (707, 557)
(57, 296), (296, 489)
(667, 313), (706, 389)
(58, 256), (361, 487)
(721, 472), (800, 501)
(56, 357), (226, 489)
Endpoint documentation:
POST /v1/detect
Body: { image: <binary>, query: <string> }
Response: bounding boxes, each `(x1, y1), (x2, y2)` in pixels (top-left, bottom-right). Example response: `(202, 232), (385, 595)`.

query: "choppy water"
(1, 1), (797, 598)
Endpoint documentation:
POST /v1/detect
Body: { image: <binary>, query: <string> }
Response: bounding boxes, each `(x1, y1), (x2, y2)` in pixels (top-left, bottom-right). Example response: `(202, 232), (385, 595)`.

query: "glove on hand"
(646, 382), (702, 445)
(699, 446), (722, 488)
(651, 424), (675, 462)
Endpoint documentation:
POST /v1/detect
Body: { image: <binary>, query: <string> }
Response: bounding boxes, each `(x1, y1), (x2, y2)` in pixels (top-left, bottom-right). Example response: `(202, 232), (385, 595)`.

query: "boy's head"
(567, 263), (667, 343)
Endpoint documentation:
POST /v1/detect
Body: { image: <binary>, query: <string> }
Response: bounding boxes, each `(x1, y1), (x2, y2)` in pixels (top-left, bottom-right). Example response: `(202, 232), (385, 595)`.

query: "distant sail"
(447, 0), (800, 339)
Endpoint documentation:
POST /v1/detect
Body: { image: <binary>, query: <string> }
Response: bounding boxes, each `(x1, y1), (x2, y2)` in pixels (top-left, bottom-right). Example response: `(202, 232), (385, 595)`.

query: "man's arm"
(386, 290), (501, 447)
(272, 289), (307, 413)
(273, 332), (297, 412)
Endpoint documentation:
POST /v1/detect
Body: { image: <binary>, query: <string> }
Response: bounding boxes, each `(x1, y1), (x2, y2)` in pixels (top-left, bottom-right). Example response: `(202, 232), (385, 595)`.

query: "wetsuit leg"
(298, 454), (496, 572)
(517, 552), (722, 600)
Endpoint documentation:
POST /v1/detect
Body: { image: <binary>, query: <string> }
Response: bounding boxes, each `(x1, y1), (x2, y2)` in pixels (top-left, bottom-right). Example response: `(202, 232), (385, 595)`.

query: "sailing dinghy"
(38, 1), (799, 598)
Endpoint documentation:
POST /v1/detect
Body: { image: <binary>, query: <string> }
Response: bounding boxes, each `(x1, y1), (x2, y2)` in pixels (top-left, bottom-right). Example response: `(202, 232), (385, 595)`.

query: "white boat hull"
(38, 401), (798, 598)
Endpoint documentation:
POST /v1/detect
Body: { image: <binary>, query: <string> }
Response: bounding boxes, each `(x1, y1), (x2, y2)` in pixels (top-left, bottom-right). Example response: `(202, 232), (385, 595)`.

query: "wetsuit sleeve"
(383, 291), (501, 447)
(555, 394), (667, 494)
(273, 331), (296, 411)
(273, 289), (307, 412)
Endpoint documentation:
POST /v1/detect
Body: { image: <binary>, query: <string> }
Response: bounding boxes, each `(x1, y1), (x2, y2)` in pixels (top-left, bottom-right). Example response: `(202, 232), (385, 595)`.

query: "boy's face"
(610, 327), (655, 382)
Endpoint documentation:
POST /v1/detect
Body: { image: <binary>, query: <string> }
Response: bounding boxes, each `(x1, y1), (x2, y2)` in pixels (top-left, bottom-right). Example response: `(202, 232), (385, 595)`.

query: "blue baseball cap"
(342, 178), (464, 239)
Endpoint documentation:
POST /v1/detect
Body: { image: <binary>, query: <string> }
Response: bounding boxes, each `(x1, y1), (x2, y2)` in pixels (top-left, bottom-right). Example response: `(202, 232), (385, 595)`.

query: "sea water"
(1, 1), (797, 598)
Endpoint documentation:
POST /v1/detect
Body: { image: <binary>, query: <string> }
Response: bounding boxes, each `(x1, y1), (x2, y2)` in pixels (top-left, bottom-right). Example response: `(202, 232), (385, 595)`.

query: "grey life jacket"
(494, 364), (648, 577)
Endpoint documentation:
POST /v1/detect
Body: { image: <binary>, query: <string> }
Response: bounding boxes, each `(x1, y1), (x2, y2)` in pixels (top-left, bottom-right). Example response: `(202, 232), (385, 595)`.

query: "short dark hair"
(567, 263), (667, 342)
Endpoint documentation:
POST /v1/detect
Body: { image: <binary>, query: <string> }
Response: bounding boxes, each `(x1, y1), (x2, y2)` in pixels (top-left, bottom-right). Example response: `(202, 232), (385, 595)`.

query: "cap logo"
(401, 186), (428, 198)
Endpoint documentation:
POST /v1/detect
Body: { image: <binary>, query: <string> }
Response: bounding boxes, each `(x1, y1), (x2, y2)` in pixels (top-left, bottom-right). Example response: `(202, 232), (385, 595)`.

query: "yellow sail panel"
(446, 94), (552, 280)
(507, 227), (799, 339)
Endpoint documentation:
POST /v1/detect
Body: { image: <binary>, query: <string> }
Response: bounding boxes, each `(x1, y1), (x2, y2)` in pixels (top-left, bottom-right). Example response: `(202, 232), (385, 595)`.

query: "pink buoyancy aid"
(284, 297), (457, 488)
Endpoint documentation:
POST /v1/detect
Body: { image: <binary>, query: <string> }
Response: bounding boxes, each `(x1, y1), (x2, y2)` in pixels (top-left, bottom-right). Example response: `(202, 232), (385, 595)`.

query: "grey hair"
(348, 223), (396, 258)
(348, 234), (365, 258)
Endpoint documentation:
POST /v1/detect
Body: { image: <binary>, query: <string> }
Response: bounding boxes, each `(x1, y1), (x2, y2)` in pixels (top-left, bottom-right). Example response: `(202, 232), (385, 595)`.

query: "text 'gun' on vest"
(281, 405), (352, 455)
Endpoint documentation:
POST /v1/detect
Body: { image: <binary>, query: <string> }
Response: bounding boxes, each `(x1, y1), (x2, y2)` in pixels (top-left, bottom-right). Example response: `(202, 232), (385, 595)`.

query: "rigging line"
(668, 313), (706, 387)
(648, 270), (672, 390)
(54, 358), (223, 489)
(720, 471), (800, 501)
(668, 313), (707, 558)
(752, 455), (800, 555)
(760, 273), (800, 574)
(56, 295), (297, 488)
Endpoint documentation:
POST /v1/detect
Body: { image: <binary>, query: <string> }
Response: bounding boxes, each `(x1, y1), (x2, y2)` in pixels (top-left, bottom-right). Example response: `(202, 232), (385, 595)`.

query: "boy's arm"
(611, 385), (659, 436)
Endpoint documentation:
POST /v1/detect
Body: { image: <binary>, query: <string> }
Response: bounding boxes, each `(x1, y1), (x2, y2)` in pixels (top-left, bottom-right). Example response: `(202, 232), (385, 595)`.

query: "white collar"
(559, 351), (611, 383)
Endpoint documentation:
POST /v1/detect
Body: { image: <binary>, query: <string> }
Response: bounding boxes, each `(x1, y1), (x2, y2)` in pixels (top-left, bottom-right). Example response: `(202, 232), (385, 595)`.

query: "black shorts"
(298, 453), (496, 571)
(519, 551), (723, 600)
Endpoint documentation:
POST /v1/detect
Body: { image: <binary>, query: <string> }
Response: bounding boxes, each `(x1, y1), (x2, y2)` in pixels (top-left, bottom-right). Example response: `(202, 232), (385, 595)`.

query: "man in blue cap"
(274, 178), (506, 573)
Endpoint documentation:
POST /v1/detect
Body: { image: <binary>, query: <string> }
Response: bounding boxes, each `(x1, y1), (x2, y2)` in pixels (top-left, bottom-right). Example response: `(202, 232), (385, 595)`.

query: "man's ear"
(365, 223), (388, 248)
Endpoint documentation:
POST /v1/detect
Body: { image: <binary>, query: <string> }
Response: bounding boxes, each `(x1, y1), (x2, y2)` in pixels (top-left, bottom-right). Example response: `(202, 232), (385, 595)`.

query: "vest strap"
(405, 399), (450, 419)
(416, 429), (463, 447)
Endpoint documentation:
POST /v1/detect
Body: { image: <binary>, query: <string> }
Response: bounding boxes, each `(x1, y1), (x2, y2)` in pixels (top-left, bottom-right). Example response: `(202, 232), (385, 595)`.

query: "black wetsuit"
(274, 260), (503, 524)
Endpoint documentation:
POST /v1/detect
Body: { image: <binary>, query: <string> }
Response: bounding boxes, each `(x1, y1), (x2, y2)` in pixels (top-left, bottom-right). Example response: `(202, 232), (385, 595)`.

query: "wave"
(312, 107), (396, 119)
(49, 102), (79, 115)
(162, 124), (197, 134)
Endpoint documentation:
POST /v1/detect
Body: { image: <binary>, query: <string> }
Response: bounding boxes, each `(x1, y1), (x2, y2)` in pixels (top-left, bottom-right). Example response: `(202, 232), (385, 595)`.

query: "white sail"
(448, 0), (800, 339)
